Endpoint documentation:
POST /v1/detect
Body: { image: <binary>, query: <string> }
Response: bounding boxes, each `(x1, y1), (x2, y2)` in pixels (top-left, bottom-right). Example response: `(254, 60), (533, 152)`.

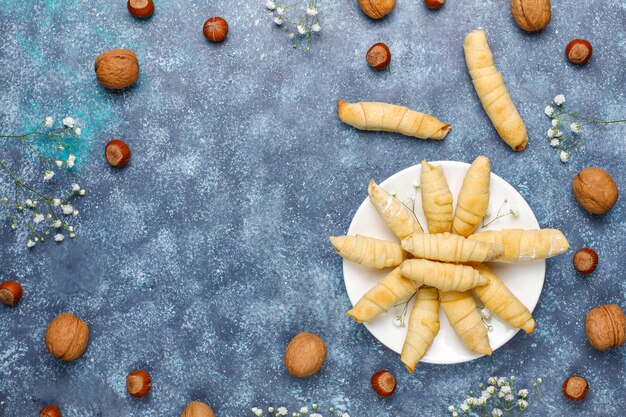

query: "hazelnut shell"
(284, 332), (327, 377)
(371, 370), (397, 397)
(357, 0), (396, 19)
(510, 0), (551, 32)
(573, 248), (598, 274)
(366, 43), (391, 70)
(585, 304), (626, 350)
(566, 39), (593, 65)
(0, 280), (23, 306)
(45, 313), (90, 361)
(572, 167), (618, 214)
(181, 401), (216, 417)
(128, 0), (154, 19)
(94, 49), (139, 89)
(106, 139), (131, 168)
(562, 375), (589, 401)
(203, 17), (229, 43)
(40, 405), (62, 417)
(126, 369), (152, 398)
(424, 0), (446, 9)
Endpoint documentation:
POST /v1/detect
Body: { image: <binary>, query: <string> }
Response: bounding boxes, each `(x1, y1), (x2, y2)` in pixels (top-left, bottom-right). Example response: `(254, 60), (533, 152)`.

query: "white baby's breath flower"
(74, 127), (81, 136)
(311, 23), (321, 32)
(44, 116), (54, 128)
(43, 170), (54, 181)
(33, 213), (45, 224)
(518, 389), (528, 398)
(460, 403), (469, 412)
(550, 138), (560, 147)
(266, 0), (276, 10)
(71, 183), (80, 192)
(497, 377), (508, 387)
(310, 414), (322, 417)
(509, 206), (519, 217)
(504, 394), (515, 402)
(448, 406), (456, 412)
(276, 5), (286, 15)
(500, 385), (512, 395)
(55, 160), (63, 168)
(487, 377), (497, 385)
(273, 16), (283, 25)
(53, 219), (62, 228)
(61, 204), (74, 215)
(277, 408), (288, 416)
(27, 239), (36, 248)
(53, 198), (61, 206)
(570, 122), (581, 133)
(553, 94), (566, 106)
(54, 233), (64, 242)
(299, 407), (308, 414)
(268, 407), (274, 413)
(544, 105), (555, 117)
(62, 116), (76, 128)
(492, 408), (503, 417)
(560, 150), (570, 163)
(480, 308), (491, 320)
(72, 209), (79, 216)
(79, 189), (86, 196)
(25, 199), (36, 208)
(517, 399), (528, 410)
(66, 153), (76, 168)
(288, 32), (295, 39)
(306, 6), (318, 16)
(393, 315), (404, 327)
(297, 24), (307, 35)
(487, 386), (496, 394)
(551, 118), (559, 127)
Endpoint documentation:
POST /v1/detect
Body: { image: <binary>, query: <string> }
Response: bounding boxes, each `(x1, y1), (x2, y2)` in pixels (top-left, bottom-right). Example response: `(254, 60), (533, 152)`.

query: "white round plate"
(343, 161), (545, 364)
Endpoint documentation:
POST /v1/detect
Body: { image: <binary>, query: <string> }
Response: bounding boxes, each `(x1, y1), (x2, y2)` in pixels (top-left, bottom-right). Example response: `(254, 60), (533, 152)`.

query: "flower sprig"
(251, 403), (349, 417)
(544, 94), (626, 163)
(481, 199), (519, 229)
(0, 116), (85, 247)
(392, 291), (417, 328)
(266, 0), (321, 51)
(448, 376), (542, 417)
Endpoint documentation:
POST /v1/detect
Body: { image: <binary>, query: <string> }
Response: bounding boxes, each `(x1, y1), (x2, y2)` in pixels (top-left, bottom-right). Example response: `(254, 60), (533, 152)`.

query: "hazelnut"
(284, 332), (327, 377)
(94, 49), (139, 89)
(106, 139), (131, 168)
(181, 401), (216, 417)
(566, 39), (592, 65)
(366, 43), (391, 70)
(126, 369), (152, 398)
(585, 304), (626, 351)
(572, 167), (618, 214)
(424, 0), (445, 9)
(203, 17), (229, 43)
(371, 370), (397, 397)
(0, 280), (23, 306)
(40, 405), (62, 417)
(573, 248), (598, 274)
(128, 0), (154, 19)
(510, 0), (551, 32)
(45, 313), (90, 361)
(358, 0), (396, 19)
(562, 375), (589, 402)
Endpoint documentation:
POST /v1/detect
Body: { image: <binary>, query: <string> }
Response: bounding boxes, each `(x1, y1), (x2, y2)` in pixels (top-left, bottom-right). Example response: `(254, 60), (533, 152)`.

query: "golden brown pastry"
(420, 161), (453, 234)
(337, 100), (451, 140)
(452, 156), (491, 237)
(468, 229), (569, 262)
(347, 267), (418, 323)
(329, 235), (406, 268)
(439, 290), (492, 355)
(400, 287), (440, 372)
(464, 30), (528, 151)
(401, 232), (502, 263)
(470, 263), (535, 333)
(400, 259), (487, 292)
(368, 179), (423, 240)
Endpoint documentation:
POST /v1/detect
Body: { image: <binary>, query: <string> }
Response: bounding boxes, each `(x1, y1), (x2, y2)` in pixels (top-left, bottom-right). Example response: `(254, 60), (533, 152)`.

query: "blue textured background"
(0, 0), (625, 415)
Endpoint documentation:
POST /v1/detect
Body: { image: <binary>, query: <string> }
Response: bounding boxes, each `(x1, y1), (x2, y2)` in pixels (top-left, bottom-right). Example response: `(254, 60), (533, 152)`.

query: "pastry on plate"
(439, 290), (492, 355)
(401, 232), (503, 263)
(452, 156), (491, 237)
(401, 287), (440, 372)
(368, 179), (423, 240)
(329, 235), (406, 268)
(400, 259), (487, 292)
(468, 229), (569, 262)
(420, 160), (454, 234)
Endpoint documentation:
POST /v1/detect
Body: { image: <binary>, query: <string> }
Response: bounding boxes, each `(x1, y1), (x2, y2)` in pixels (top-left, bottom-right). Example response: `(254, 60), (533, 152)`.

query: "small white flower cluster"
(251, 403), (348, 417)
(448, 376), (541, 416)
(481, 199), (519, 229)
(266, 0), (321, 50)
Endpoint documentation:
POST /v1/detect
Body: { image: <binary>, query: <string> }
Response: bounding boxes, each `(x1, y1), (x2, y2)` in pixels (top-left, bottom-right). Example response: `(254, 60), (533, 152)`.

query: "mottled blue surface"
(0, 0), (625, 415)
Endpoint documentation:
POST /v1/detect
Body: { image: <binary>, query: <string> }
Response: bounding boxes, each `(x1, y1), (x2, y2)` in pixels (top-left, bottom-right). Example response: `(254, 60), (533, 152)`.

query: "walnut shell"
(45, 313), (90, 361)
(357, 0), (396, 19)
(510, 0), (551, 32)
(585, 304), (626, 350)
(284, 332), (327, 377)
(181, 401), (215, 417)
(572, 167), (619, 214)
(94, 49), (139, 89)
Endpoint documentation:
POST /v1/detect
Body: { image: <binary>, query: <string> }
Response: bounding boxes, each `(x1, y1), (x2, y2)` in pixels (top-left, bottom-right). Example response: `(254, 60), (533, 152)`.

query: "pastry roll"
(468, 229), (569, 262)
(401, 287), (440, 372)
(452, 156), (491, 237)
(470, 263), (535, 333)
(347, 267), (418, 323)
(368, 179), (423, 240)
(400, 259), (487, 292)
(337, 100), (451, 140)
(464, 30), (528, 151)
(329, 235), (406, 268)
(420, 161), (453, 234)
(439, 290), (492, 355)
(401, 232), (502, 263)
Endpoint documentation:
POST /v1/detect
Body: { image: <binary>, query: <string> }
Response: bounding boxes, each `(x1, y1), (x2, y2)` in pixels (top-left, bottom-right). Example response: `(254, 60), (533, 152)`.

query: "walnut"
(45, 313), (90, 361)
(510, 0), (551, 32)
(357, 0), (396, 19)
(94, 49), (139, 89)
(572, 167), (619, 214)
(284, 332), (327, 377)
(585, 304), (626, 351)
(181, 401), (215, 417)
